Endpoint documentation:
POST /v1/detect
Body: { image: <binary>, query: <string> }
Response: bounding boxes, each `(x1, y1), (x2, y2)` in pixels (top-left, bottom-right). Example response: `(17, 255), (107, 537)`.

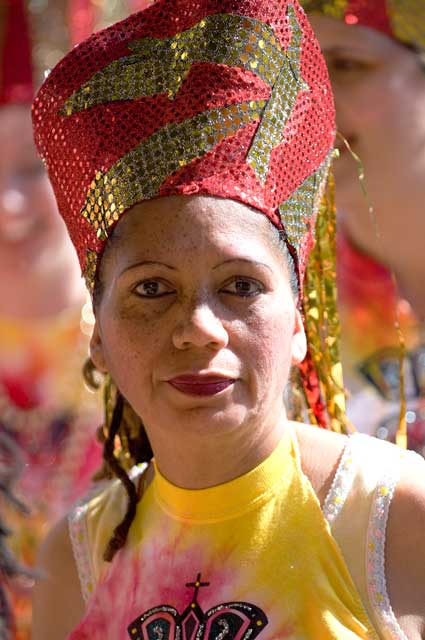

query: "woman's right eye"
(134, 280), (175, 298)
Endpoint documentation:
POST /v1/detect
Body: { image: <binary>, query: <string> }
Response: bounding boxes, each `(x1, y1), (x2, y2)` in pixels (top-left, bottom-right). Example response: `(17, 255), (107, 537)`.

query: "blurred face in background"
(0, 104), (70, 275)
(309, 16), (425, 270)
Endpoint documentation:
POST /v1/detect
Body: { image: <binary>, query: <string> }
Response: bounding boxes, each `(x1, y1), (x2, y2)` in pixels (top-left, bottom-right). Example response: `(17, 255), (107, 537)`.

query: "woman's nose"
(172, 300), (229, 351)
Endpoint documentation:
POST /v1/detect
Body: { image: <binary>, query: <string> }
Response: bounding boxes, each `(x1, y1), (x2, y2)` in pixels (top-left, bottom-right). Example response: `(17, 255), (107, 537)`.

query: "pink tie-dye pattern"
(68, 531), (232, 637)
(68, 528), (295, 639)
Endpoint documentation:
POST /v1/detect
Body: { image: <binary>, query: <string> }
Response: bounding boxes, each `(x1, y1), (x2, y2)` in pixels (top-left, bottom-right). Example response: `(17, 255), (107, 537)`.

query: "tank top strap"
(323, 433), (422, 640)
(69, 482), (103, 603)
(69, 464), (148, 603)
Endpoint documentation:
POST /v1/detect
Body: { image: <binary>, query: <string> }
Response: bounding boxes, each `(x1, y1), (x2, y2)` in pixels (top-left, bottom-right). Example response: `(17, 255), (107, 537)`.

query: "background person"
(300, 0), (425, 450)
(30, 1), (425, 638)
(0, 1), (100, 637)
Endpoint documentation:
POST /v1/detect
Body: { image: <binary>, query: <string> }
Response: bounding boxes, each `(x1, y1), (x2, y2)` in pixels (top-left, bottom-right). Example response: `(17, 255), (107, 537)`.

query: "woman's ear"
(90, 321), (108, 374)
(291, 308), (307, 365)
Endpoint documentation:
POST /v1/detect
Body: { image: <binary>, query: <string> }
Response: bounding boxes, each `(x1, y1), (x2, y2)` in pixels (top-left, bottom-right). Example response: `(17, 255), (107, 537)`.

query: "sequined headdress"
(33, 0), (335, 287)
(33, 0), (347, 431)
(300, 0), (425, 48)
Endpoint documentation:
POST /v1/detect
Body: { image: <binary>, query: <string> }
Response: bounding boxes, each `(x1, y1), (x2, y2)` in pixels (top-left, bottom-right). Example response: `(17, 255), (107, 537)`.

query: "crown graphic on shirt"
(128, 573), (268, 640)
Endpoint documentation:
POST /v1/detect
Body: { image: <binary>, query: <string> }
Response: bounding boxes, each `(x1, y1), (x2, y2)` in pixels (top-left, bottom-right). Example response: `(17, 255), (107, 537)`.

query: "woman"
(31, 0), (425, 638)
(300, 0), (425, 447)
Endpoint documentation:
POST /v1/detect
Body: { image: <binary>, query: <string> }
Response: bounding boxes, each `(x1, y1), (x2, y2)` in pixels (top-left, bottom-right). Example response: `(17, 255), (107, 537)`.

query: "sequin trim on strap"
(69, 464), (148, 603)
(366, 448), (410, 640)
(322, 434), (357, 524)
(69, 483), (103, 603)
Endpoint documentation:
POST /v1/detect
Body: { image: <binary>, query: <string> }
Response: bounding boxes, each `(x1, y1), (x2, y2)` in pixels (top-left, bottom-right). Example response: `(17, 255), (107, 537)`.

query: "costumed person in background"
(300, 0), (425, 452)
(0, 2), (154, 637)
(0, 1), (103, 637)
(30, 1), (425, 638)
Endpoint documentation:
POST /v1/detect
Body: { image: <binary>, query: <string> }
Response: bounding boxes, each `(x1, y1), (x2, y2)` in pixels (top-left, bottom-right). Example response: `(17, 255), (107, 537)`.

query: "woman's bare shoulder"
(32, 514), (85, 640)
(386, 451), (425, 638)
(293, 423), (425, 637)
(291, 421), (348, 506)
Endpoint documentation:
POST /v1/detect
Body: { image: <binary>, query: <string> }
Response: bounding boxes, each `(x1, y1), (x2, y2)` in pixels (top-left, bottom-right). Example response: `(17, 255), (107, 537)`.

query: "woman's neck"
(150, 411), (287, 490)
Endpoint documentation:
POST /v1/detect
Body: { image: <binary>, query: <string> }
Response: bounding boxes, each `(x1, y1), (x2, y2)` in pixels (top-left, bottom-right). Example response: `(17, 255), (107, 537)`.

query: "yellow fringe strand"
(303, 168), (353, 434)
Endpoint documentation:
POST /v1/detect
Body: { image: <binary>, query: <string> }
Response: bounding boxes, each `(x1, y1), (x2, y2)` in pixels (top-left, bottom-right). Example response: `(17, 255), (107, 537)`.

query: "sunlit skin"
(90, 195), (307, 489)
(309, 16), (425, 320)
(0, 104), (84, 318)
(32, 195), (425, 640)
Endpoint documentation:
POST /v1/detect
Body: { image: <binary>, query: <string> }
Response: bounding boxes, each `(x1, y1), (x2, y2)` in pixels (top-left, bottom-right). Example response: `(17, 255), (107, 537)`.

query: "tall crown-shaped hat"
(32, 0), (336, 292)
(300, 0), (425, 49)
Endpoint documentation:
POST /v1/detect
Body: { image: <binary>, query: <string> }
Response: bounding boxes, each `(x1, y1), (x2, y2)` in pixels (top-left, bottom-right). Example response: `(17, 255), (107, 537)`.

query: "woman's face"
(0, 104), (68, 272)
(91, 196), (306, 443)
(309, 16), (425, 262)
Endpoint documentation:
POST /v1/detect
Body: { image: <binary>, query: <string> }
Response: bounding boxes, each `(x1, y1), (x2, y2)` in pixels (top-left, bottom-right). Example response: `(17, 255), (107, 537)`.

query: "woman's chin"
(150, 404), (251, 439)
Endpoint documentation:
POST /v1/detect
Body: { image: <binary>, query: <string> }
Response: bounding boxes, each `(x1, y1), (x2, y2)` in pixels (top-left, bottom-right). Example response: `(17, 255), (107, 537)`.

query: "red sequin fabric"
(32, 0), (335, 290)
(300, 0), (425, 48)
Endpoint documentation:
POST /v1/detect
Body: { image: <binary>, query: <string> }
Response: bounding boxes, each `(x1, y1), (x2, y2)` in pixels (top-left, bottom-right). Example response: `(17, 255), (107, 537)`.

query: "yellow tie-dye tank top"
(68, 427), (392, 639)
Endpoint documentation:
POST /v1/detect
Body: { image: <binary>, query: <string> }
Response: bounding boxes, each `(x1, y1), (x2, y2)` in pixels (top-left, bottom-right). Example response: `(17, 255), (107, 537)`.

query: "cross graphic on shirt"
(186, 573), (210, 604)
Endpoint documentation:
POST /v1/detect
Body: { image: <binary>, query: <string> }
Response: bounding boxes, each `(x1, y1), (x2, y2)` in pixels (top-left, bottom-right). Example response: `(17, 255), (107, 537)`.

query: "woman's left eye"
(134, 280), (174, 298)
(221, 278), (263, 297)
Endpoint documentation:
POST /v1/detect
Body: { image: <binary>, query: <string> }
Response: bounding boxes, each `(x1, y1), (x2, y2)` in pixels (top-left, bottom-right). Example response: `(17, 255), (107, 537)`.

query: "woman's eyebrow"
(213, 258), (273, 273)
(119, 260), (177, 277)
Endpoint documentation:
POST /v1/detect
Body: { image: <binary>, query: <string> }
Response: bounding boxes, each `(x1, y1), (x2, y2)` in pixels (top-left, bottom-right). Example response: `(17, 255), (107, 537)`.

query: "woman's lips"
(167, 375), (236, 397)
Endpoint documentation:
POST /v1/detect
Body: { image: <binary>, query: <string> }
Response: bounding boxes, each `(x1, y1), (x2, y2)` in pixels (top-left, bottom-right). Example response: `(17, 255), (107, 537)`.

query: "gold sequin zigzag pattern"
(278, 154), (331, 250)
(81, 100), (265, 242)
(61, 13), (286, 114)
(246, 5), (310, 183)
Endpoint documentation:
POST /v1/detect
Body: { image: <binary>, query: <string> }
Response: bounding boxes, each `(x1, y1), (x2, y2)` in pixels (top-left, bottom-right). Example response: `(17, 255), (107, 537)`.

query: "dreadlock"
(84, 360), (153, 562)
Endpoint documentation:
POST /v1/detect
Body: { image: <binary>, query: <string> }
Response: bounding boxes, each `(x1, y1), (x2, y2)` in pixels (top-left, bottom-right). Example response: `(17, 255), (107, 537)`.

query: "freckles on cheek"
(101, 299), (170, 390)
(100, 316), (144, 374)
(241, 305), (294, 372)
